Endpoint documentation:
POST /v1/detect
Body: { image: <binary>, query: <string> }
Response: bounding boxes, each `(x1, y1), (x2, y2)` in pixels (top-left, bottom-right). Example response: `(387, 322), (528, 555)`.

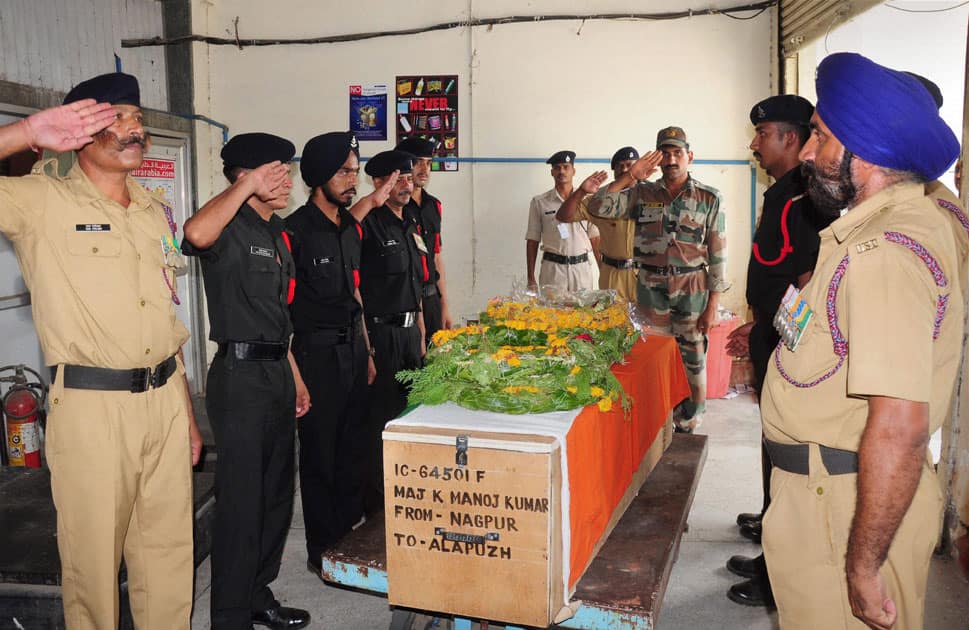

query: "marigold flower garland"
(396, 296), (639, 415)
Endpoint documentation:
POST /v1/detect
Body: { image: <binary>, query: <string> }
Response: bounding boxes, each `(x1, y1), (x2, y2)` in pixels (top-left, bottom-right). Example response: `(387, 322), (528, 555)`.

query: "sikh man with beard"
(0, 72), (201, 629)
(760, 53), (962, 630)
(355, 150), (428, 513)
(182, 133), (312, 630)
(285, 132), (397, 576)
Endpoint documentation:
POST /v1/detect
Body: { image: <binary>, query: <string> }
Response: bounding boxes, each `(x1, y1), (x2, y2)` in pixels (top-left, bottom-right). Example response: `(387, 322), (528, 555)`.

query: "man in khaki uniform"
(526, 150), (600, 292)
(760, 53), (963, 630)
(557, 146), (640, 301)
(0, 74), (200, 628)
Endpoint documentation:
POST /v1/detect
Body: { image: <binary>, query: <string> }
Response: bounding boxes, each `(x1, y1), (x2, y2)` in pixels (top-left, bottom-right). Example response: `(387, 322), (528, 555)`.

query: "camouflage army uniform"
(587, 175), (727, 430)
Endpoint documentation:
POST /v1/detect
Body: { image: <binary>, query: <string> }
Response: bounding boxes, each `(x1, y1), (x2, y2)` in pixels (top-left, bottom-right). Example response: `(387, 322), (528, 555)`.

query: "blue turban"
(815, 53), (960, 182)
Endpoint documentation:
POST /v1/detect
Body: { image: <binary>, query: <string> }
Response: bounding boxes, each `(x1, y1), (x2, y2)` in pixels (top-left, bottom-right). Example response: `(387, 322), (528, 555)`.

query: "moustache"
(753, 152), (762, 160)
(341, 187), (357, 196)
(98, 129), (149, 148)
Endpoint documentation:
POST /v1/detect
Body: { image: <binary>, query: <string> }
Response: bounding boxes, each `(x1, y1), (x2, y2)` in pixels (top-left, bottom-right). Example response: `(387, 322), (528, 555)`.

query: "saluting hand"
(245, 161), (291, 202)
(629, 150), (662, 181)
(580, 171), (609, 194)
(22, 99), (117, 152)
(370, 170), (400, 207)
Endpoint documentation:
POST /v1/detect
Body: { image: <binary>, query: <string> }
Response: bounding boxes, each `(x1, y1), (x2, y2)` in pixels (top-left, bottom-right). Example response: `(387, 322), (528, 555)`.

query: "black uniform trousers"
(421, 289), (443, 346)
(749, 317), (779, 516)
(362, 321), (423, 514)
(292, 331), (369, 563)
(207, 352), (296, 629)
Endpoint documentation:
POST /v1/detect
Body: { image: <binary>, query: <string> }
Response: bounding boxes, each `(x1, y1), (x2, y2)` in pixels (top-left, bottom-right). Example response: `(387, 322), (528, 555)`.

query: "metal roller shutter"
(780, 0), (882, 56)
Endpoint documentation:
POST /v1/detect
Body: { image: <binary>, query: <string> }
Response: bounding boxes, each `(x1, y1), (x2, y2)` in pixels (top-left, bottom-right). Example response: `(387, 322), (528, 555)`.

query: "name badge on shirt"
(413, 232), (429, 254)
(313, 256), (333, 265)
(773, 284), (814, 351)
(383, 239), (399, 247)
(250, 245), (275, 258)
(76, 223), (111, 232)
(557, 223), (570, 240)
(544, 210), (556, 215)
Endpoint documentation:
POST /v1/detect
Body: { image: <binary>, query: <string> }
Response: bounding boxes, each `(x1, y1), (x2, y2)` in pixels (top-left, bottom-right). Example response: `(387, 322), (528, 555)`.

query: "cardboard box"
(383, 412), (670, 627)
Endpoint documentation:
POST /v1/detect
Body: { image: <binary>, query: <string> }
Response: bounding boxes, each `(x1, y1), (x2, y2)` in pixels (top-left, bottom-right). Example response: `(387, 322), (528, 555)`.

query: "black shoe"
(252, 606), (311, 630)
(736, 512), (762, 528)
(739, 520), (762, 543)
(674, 425), (694, 434)
(726, 553), (766, 579)
(727, 575), (775, 608)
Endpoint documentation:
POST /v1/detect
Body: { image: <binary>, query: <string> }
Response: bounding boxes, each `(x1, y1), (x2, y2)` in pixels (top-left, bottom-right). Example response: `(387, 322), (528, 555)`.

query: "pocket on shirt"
(675, 212), (706, 245)
(66, 231), (122, 258)
(377, 242), (408, 274)
(243, 257), (279, 297)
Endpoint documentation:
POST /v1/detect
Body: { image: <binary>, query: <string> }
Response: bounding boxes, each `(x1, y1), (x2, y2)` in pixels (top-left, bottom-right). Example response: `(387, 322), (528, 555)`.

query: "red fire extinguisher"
(0, 364), (47, 468)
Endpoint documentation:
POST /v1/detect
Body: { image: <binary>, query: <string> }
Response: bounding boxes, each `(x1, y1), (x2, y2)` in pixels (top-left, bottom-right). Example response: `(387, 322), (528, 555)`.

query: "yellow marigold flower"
(507, 357), (521, 367)
(597, 397), (613, 412)
(590, 386), (605, 397)
(570, 366), (581, 375)
(566, 386), (577, 394)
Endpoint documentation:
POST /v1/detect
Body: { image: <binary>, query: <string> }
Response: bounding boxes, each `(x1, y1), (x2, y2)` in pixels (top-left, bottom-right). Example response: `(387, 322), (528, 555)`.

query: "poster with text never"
(395, 75), (458, 171)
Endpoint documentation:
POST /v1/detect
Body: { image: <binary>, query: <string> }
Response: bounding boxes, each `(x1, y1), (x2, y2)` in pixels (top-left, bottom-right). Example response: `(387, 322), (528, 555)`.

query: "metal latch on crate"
(455, 434), (468, 467)
(435, 527), (500, 544)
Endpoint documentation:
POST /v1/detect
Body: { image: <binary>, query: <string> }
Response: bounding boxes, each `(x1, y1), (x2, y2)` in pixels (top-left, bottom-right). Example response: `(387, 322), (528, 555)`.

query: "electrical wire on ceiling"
(884, 1), (969, 13)
(121, 1), (777, 49)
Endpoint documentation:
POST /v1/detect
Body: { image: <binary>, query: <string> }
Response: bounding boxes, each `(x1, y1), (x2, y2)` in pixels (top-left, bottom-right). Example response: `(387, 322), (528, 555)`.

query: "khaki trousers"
(538, 257), (599, 292)
(598, 264), (637, 303)
(46, 366), (194, 630)
(763, 445), (942, 630)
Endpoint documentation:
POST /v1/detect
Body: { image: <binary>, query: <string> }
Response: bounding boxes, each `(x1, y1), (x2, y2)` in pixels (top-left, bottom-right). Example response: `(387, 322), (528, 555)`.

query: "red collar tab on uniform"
(280, 231), (296, 304)
(355, 223), (363, 241)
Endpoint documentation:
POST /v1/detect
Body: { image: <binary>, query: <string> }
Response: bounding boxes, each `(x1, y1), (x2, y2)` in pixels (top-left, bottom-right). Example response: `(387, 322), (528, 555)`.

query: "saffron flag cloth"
(387, 334), (690, 598)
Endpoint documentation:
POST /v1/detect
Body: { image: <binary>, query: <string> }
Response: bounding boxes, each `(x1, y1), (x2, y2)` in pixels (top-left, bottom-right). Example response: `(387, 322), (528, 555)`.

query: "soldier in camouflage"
(582, 127), (727, 432)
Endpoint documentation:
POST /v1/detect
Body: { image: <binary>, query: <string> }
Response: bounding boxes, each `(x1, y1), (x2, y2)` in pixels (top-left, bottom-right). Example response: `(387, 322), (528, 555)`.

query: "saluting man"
(355, 150), (428, 514)
(182, 133), (311, 630)
(0, 73), (202, 629)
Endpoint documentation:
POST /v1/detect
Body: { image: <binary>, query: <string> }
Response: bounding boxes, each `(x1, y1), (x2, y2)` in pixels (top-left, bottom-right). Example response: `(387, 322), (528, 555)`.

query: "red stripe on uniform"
(421, 255), (429, 282)
(280, 231), (296, 304)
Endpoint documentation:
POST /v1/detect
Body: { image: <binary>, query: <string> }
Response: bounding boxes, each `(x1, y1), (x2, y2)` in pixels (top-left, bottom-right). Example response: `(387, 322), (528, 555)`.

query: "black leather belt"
(765, 439), (858, 475)
(543, 251), (589, 265)
(422, 284), (438, 298)
(60, 355), (178, 393)
(369, 311), (419, 328)
(217, 341), (289, 361)
(296, 320), (362, 346)
(601, 254), (636, 270)
(640, 263), (706, 276)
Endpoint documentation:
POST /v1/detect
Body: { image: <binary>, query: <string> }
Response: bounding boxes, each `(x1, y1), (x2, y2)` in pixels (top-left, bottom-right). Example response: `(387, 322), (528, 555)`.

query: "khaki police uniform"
(526, 188), (600, 291)
(574, 193), (637, 301)
(761, 183), (964, 629)
(0, 160), (193, 629)
(925, 180), (969, 545)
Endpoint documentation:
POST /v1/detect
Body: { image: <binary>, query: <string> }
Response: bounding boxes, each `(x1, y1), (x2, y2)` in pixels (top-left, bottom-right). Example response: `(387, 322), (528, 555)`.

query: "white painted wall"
(190, 1), (772, 319)
(0, 0), (169, 110)
(801, 1), (968, 190)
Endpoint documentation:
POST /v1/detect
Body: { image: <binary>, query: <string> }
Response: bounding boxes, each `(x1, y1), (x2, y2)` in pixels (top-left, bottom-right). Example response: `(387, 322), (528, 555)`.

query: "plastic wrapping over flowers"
(396, 289), (641, 415)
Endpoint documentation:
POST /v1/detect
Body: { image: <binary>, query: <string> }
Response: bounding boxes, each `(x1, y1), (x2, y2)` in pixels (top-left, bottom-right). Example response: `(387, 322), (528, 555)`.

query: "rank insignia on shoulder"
(250, 245), (275, 258)
(855, 239), (879, 254)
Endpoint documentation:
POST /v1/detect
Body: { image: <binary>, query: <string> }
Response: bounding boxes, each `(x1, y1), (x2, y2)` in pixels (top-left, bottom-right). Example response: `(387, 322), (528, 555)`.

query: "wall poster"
(395, 74), (458, 171)
(350, 84), (389, 141)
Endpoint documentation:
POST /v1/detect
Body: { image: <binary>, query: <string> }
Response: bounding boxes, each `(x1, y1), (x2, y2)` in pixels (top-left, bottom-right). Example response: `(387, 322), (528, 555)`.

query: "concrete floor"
(189, 393), (969, 629)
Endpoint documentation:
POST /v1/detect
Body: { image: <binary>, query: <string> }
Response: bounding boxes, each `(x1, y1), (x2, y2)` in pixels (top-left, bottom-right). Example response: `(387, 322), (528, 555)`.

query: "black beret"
(221, 133), (295, 169)
(610, 146), (639, 169)
(903, 72), (943, 109)
(749, 95), (814, 126)
(300, 132), (359, 188)
(365, 150), (414, 177)
(63, 72), (140, 107)
(395, 136), (437, 158)
(546, 150), (575, 165)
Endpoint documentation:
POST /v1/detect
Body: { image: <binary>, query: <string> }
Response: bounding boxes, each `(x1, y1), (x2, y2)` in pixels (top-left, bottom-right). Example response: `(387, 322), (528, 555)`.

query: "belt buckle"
(131, 367), (151, 393)
(402, 312), (416, 327)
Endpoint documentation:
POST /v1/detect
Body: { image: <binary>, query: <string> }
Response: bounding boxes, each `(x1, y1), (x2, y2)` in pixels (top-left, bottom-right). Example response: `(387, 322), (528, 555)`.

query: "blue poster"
(349, 84), (388, 141)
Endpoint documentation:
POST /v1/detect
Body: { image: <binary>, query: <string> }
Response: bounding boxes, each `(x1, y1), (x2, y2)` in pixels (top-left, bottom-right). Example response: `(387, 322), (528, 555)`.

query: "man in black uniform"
(396, 136), (453, 342)
(357, 150), (428, 513)
(286, 131), (396, 575)
(724, 95), (819, 608)
(182, 133), (311, 630)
